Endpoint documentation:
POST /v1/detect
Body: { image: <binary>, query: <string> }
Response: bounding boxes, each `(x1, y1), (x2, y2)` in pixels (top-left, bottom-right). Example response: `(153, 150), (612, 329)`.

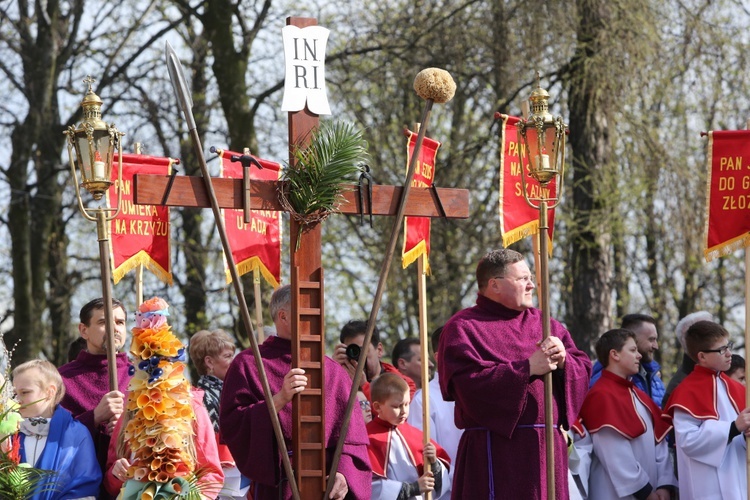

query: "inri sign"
(281, 25), (331, 115)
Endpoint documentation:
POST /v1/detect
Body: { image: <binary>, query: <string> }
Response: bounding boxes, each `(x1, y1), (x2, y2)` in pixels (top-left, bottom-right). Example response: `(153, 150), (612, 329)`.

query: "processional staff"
(326, 67), (456, 498)
(165, 42), (300, 500)
(515, 73), (568, 500)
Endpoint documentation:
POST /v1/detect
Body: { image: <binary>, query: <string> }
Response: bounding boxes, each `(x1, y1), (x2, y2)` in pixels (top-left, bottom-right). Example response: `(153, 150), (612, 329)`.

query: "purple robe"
(58, 350), (131, 500)
(220, 335), (372, 499)
(438, 294), (591, 500)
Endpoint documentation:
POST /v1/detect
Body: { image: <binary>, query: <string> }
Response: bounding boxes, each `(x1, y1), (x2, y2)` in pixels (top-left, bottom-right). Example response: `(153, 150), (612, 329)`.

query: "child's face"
(357, 391), (372, 423)
(729, 367), (746, 385)
(373, 390), (410, 427)
(13, 368), (55, 419)
(699, 337), (733, 372)
(615, 337), (641, 377)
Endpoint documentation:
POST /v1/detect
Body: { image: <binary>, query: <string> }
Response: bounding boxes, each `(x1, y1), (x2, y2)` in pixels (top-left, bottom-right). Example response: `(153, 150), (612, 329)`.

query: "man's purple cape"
(220, 335), (372, 499)
(438, 294), (591, 499)
(58, 350), (131, 500)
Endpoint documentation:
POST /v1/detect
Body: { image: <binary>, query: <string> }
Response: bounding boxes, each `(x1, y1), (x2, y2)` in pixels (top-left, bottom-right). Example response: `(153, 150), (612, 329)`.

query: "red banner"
(704, 130), (750, 261)
(402, 130), (441, 273)
(108, 154), (174, 285)
(218, 149), (282, 287)
(498, 114), (556, 248)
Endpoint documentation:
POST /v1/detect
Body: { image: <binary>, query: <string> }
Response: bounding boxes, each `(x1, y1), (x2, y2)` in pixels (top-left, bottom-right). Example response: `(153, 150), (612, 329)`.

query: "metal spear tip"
(165, 40), (196, 131)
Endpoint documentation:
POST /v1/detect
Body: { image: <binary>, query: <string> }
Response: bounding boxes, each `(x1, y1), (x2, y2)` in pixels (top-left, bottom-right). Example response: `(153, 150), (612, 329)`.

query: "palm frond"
(283, 120), (370, 218)
(0, 457), (58, 500)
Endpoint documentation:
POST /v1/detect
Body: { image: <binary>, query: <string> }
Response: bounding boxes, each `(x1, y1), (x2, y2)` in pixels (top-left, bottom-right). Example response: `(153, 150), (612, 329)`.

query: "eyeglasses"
(701, 341), (734, 355)
(494, 274), (535, 284)
(358, 400), (371, 410)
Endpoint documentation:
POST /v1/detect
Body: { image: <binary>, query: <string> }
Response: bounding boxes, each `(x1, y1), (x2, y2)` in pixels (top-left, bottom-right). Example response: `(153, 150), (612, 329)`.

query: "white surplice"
(407, 372), (463, 465)
(673, 380), (747, 500)
(371, 427), (451, 500)
(588, 398), (677, 499)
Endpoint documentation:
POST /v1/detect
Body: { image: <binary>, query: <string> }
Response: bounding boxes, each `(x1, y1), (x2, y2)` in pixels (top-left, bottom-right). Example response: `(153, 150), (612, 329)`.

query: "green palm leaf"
(283, 120), (370, 218)
(0, 456), (57, 500)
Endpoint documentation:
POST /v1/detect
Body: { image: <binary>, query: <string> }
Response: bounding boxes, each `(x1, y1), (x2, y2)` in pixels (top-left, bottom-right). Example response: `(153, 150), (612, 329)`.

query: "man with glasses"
(664, 320), (750, 499)
(437, 248), (592, 499)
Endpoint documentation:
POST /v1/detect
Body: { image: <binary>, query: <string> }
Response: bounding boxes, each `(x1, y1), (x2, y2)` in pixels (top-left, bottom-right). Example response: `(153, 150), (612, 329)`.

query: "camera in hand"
(345, 343), (361, 361)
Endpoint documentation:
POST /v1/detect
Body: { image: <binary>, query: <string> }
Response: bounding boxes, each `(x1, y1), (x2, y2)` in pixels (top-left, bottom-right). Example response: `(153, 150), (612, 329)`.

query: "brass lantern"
(62, 75), (125, 392)
(516, 73), (567, 192)
(64, 76), (124, 207)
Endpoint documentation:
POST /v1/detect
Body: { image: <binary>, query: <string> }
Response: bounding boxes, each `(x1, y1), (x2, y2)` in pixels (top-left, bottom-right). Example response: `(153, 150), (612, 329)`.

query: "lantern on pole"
(515, 72), (567, 500)
(63, 75), (124, 392)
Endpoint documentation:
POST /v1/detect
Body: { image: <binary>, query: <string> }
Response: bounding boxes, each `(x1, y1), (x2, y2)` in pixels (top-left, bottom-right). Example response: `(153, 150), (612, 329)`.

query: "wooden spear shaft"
(166, 42), (299, 500)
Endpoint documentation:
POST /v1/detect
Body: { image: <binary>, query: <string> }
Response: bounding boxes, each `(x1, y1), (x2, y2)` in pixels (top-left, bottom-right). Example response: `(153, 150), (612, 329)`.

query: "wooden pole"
(96, 210), (118, 392)
(326, 97), (436, 497)
(166, 42), (299, 500)
(745, 119), (750, 500)
(135, 265), (144, 306)
(253, 268), (264, 342)
(745, 247), (749, 500)
(538, 201), (555, 500)
(417, 253), (432, 500)
(133, 143), (144, 307)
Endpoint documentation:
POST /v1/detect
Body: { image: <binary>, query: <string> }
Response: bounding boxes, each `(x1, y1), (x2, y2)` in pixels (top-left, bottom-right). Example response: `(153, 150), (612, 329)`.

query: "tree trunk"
(178, 27), (211, 338)
(564, 0), (615, 354)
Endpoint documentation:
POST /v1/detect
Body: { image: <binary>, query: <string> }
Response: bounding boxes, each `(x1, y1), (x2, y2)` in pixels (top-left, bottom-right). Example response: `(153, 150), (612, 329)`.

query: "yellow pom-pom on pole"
(325, 67), (456, 499)
(413, 67), (456, 104)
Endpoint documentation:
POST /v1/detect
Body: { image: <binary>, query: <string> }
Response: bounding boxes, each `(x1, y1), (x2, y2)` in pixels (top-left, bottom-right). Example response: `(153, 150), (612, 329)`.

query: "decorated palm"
(280, 120), (370, 247)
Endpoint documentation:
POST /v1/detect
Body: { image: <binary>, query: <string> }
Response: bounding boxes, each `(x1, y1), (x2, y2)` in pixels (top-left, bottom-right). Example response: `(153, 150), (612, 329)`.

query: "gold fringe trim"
(402, 240), (431, 275)
(502, 221), (554, 256)
(704, 232), (750, 262)
(112, 250), (172, 286)
(502, 220), (539, 248)
(225, 256), (280, 288)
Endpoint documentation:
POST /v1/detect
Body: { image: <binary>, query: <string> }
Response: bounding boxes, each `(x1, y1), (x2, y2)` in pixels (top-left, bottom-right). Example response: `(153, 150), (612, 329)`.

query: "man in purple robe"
(438, 249), (591, 499)
(221, 285), (372, 499)
(58, 297), (131, 500)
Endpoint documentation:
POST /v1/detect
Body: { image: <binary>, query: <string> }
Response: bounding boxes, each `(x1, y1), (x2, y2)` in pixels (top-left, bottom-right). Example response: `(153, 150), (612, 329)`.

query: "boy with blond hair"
(367, 372), (450, 499)
(664, 321), (750, 499)
(576, 329), (676, 499)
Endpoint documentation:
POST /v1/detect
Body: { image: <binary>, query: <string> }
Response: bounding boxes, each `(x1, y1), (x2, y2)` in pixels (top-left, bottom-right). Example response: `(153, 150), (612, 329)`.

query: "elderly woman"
(190, 330), (236, 432)
(189, 329), (248, 499)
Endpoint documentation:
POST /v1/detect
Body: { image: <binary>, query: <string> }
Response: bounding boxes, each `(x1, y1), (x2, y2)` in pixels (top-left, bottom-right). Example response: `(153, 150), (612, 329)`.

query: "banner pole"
(136, 265), (143, 306)
(745, 120), (750, 500)
(133, 143), (144, 307)
(417, 253), (432, 500)
(254, 268), (265, 342)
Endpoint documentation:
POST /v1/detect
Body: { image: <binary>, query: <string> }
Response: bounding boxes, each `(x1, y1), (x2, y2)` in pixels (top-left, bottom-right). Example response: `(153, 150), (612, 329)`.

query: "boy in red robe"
(575, 329), (676, 499)
(367, 373), (451, 499)
(663, 320), (750, 499)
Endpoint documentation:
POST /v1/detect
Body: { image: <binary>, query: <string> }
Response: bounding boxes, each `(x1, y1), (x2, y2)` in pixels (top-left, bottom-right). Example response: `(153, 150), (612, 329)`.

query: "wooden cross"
(134, 16), (469, 500)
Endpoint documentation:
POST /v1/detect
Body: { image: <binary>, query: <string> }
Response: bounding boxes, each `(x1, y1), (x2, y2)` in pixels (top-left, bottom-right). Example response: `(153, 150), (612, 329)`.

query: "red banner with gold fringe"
(498, 114), (556, 248)
(218, 149), (282, 287)
(704, 130), (750, 261)
(108, 154), (174, 285)
(402, 129), (441, 273)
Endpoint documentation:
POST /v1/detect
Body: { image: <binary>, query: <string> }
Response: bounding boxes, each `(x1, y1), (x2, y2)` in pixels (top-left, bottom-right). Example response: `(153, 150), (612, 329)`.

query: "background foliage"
(1, 0), (750, 386)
